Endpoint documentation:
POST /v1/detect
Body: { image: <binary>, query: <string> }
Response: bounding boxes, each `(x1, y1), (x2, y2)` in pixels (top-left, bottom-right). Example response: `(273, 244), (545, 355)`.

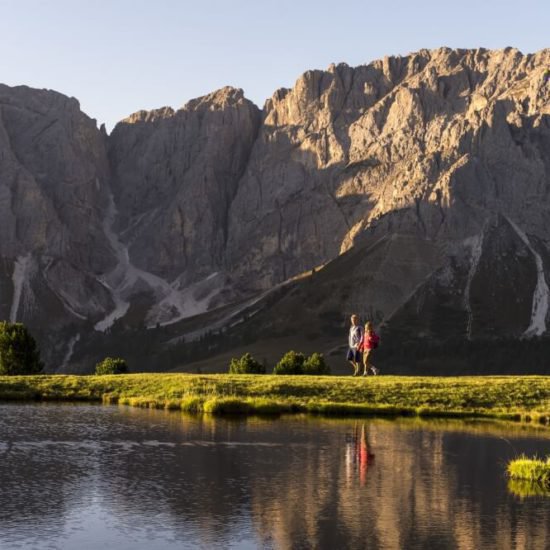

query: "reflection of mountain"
(242, 419), (550, 550)
(1, 406), (549, 548)
(0, 404), (101, 544)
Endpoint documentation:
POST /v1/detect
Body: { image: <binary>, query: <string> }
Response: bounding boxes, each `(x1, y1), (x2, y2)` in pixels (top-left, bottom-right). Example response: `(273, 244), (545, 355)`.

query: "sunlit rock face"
(225, 47), (550, 343)
(1, 47), (549, 370)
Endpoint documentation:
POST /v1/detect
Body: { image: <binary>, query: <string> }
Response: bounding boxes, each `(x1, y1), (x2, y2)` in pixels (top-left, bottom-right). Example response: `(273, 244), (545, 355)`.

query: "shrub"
(273, 351), (305, 375)
(302, 352), (330, 375)
(0, 322), (43, 375)
(95, 357), (128, 375)
(228, 353), (265, 374)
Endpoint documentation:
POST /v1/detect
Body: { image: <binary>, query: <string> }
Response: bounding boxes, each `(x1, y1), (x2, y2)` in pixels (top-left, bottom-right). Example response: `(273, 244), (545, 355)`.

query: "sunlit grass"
(507, 455), (550, 485)
(0, 373), (548, 422)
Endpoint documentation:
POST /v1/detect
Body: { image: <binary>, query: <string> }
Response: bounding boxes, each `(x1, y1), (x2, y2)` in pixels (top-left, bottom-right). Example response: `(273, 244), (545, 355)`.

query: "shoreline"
(0, 374), (549, 424)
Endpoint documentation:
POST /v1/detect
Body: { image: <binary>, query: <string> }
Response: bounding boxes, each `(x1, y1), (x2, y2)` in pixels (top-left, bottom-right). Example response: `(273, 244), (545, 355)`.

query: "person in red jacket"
(359, 321), (380, 376)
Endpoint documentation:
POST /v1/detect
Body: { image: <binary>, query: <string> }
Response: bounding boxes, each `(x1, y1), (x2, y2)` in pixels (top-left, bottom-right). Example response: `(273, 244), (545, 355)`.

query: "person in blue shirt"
(346, 314), (363, 376)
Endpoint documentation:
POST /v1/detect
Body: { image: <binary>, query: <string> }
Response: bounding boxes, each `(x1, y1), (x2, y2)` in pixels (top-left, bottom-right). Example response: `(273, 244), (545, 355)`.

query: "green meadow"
(0, 374), (549, 423)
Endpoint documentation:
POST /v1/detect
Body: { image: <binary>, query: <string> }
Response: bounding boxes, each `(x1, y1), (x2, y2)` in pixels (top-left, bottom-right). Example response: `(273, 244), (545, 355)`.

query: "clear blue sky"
(1, 0), (548, 131)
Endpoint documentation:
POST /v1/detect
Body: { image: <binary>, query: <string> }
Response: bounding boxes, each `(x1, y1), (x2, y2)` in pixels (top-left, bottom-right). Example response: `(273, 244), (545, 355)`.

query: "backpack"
(369, 332), (380, 349)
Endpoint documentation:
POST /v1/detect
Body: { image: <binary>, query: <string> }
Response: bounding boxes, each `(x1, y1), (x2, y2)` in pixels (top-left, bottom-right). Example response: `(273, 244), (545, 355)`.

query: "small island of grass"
(507, 455), (550, 486)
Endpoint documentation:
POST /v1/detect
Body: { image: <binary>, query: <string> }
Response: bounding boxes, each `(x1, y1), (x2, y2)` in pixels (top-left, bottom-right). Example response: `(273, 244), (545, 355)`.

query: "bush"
(228, 353), (265, 374)
(273, 351), (331, 375)
(273, 351), (305, 375)
(0, 322), (43, 375)
(95, 357), (129, 375)
(302, 352), (330, 375)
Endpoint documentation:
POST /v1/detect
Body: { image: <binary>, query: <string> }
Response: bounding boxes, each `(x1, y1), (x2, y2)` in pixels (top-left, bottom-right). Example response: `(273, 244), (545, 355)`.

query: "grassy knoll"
(0, 374), (549, 422)
(507, 455), (550, 497)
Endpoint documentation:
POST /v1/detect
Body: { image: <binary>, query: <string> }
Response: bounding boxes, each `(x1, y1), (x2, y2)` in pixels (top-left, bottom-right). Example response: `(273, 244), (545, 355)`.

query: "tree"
(228, 353), (265, 374)
(95, 357), (129, 375)
(0, 322), (43, 375)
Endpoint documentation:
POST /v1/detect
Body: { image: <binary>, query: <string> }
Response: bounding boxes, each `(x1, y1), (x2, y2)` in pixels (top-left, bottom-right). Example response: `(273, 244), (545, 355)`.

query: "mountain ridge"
(0, 46), (549, 372)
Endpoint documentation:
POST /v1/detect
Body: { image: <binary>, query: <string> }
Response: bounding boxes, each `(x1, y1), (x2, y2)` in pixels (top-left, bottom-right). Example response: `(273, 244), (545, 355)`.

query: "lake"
(0, 404), (548, 549)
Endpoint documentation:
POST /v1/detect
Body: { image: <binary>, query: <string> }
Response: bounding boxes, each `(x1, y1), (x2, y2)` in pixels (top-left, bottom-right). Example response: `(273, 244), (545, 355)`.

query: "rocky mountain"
(0, 47), (549, 373)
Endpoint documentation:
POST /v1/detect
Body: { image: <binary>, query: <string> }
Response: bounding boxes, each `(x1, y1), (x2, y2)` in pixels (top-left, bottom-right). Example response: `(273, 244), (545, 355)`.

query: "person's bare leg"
(362, 351), (370, 376)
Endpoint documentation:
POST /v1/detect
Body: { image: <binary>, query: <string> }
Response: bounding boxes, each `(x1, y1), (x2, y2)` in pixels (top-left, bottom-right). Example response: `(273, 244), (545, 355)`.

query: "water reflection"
(508, 479), (550, 499)
(345, 423), (375, 487)
(0, 404), (548, 549)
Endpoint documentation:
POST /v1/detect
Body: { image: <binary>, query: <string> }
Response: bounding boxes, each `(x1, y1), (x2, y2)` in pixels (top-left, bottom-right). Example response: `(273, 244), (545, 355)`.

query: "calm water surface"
(0, 404), (549, 550)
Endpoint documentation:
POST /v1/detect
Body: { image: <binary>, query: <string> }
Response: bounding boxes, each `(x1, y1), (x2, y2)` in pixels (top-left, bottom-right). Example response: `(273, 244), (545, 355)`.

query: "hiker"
(359, 321), (380, 376)
(347, 314), (364, 376)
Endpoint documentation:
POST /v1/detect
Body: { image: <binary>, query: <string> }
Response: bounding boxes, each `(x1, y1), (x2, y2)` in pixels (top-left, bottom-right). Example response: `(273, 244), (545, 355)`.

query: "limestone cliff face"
(108, 87), (261, 282)
(1, 47), (549, 371)
(0, 85), (115, 365)
(0, 85), (112, 267)
(227, 48), (550, 290)
(223, 47), (550, 344)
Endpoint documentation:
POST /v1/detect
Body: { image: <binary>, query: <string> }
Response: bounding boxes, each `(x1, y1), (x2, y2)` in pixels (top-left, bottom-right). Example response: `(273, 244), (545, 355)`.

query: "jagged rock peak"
(0, 83), (84, 120)
(265, 47), (550, 117)
(183, 86), (250, 110)
(117, 87), (254, 128)
(119, 106), (176, 125)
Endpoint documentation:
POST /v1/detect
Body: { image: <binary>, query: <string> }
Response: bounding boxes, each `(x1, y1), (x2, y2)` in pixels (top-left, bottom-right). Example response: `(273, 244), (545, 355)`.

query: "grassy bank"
(507, 456), (550, 497)
(0, 374), (549, 422)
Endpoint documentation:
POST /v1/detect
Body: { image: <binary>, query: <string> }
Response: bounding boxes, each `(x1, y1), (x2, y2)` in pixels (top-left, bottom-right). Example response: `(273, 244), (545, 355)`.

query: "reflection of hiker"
(345, 423), (375, 486)
(358, 424), (374, 486)
(347, 314), (364, 376)
(359, 321), (380, 376)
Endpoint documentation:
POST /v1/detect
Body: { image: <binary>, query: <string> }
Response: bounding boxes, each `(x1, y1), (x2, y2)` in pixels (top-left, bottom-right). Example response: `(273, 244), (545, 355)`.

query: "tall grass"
(507, 455), (550, 485)
(0, 374), (548, 422)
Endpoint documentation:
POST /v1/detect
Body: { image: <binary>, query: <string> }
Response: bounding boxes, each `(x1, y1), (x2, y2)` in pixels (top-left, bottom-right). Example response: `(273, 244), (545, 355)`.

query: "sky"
(0, 0), (548, 131)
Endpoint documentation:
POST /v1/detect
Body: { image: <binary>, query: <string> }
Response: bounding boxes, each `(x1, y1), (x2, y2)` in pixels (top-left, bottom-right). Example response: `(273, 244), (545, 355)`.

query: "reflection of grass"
(507, 479), (550, 498)
(507, 455), (550, 488)
(0, 374), (549, 422)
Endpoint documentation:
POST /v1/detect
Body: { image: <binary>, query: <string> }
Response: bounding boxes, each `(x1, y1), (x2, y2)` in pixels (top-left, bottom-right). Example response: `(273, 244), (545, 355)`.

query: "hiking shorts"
(346, 348), (361, 362)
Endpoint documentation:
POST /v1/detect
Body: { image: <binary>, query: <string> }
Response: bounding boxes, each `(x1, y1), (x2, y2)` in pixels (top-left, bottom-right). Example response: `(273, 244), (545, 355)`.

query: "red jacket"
(359, 331), (380, 351)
